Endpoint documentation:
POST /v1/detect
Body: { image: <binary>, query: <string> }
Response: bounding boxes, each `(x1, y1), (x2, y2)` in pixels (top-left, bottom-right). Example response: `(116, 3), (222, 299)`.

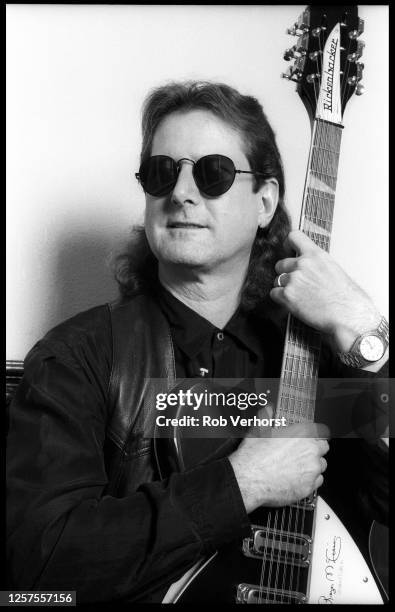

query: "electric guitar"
(155, 5), (388, 604)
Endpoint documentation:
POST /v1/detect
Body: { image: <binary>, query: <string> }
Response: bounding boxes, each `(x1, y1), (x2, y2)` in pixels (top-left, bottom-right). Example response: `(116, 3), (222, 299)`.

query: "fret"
(276, 119), (342, 424)
(303, 231), (330, 252)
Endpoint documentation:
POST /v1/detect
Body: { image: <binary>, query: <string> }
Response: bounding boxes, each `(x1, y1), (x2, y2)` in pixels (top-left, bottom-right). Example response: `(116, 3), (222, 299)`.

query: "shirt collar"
(157, 285), (264, 360)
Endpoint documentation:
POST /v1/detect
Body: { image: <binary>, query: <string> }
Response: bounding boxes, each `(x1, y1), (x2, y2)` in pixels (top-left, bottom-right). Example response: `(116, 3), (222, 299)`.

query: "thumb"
(284, 229), (320, 256)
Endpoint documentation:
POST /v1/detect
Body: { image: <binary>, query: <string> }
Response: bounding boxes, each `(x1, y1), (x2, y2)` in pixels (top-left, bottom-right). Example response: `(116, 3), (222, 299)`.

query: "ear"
(257, 179), (279, 228)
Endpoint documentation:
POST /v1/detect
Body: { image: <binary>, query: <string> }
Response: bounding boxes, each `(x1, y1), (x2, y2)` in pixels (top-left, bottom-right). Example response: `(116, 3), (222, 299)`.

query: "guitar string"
(258, 378), (282, 602)
(280, 317), (305, 602)
(263, 321), (295, 603)
(276, 119), (318, 600)
(259, 314), (303, 603)
(284, 320), (314, 598)
(258, 397), (287, 602)
(285, 111), (324, 600)
(288, 27), (343, 601)
(258, 499), (274, 602)
(290, 39), (333, 594)
(259, 29), (345, 603)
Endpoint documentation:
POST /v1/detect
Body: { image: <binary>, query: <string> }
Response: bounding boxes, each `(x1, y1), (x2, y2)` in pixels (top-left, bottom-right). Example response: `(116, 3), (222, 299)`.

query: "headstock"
(282, 6), (364, 125)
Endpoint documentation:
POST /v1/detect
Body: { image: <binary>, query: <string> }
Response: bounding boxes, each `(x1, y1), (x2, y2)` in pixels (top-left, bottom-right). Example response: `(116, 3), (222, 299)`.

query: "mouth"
(167, 222), (207, 229)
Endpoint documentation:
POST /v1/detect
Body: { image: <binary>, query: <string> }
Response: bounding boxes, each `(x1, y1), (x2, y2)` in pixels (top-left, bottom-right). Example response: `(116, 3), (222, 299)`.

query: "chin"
(159, 249), (210, 268)
(153, 240), (216, 268)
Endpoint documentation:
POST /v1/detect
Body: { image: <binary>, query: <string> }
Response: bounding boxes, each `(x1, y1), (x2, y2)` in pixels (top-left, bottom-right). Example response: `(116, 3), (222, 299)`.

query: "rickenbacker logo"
(317, 23), (341, 123)
(323, 38), (337, 112)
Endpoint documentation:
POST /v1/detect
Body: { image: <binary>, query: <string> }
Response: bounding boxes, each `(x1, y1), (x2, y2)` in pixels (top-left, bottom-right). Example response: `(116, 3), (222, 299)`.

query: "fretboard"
(276, 119), (343, 423)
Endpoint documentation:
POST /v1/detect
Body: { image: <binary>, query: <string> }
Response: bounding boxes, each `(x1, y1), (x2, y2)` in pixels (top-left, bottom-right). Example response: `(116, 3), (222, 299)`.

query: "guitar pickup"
(236, 583), (307, 604)
(242, 526), (312, 567)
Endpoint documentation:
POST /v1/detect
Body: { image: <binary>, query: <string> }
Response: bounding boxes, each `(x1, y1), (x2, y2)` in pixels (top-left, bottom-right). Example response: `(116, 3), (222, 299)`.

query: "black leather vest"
(103, 295), (176, 497)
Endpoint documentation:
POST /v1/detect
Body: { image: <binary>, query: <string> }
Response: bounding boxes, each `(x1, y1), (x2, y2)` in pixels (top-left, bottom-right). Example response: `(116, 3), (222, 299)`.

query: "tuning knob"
(284, 46), (296, 61)
(348, 40), (365, 62)
(281, 67), (301, 83)
(306, 73), (320, 83)
(355, 82), (365, 95)
(357, 40), (365, 57)
(286, 18), (309, 37)
(358, 18), (365, 35)
(312, 26), (323, 37)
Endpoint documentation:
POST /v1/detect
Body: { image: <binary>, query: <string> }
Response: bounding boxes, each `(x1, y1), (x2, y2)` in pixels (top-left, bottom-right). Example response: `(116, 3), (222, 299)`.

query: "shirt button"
(217, 332), (224, 341)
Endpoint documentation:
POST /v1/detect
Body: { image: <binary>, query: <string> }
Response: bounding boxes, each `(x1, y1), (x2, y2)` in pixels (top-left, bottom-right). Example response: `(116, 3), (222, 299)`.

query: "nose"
(171, 159), (200, 206)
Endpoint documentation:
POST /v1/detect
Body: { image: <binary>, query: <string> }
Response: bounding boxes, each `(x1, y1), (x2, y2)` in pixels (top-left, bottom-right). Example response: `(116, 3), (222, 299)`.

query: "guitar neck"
(276, 119), (343, 423)
(300, 119), (343, 252)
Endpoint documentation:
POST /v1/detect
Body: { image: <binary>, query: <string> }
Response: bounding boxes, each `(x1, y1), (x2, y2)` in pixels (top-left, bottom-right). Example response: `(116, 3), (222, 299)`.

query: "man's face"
(144, 109), (274, 273)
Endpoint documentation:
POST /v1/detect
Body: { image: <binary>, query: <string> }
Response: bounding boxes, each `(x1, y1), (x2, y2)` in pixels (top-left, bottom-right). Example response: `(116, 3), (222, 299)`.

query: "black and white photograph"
(6, 4), (389, 606)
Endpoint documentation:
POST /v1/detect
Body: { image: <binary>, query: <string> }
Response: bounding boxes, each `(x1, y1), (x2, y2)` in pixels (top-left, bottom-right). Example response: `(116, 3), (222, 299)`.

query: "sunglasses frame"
(135, 154), (266, 197)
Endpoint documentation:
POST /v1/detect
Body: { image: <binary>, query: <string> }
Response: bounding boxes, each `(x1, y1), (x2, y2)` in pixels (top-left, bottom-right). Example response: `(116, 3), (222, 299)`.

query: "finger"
(284, 229), (321, 256)
(320, 457), (327, 473)
(315, 474), (324, 489)
(274, 258), (298, 274)
(317, 439), (330, 455)
(269, 287), (286, 304)
(312, 422), (331, 440)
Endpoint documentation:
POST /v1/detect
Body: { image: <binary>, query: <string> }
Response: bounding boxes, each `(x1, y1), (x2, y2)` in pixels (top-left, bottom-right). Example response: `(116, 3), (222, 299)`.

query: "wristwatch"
(338, 316), (389, 368)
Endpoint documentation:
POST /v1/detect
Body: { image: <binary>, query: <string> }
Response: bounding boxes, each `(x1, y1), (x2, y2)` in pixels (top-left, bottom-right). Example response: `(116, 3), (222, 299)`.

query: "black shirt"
(157, 285), (283, 379)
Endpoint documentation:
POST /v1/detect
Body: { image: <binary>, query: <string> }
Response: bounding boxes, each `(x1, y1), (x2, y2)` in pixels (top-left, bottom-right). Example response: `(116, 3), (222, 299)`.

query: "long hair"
(112, 81), (291, 315)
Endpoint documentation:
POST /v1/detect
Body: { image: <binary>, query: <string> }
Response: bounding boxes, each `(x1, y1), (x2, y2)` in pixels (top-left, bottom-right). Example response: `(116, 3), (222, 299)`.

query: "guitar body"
(167, 499), (383, 604)
(156, 437), (385, 604)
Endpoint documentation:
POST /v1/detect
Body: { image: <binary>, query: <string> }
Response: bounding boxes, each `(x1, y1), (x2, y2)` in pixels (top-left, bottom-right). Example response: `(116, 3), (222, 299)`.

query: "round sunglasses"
(135, 154), (266, 198)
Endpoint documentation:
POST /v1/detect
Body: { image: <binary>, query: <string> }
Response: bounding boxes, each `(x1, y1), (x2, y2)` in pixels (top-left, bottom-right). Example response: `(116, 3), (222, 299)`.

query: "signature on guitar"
(318, 536), (343, 604)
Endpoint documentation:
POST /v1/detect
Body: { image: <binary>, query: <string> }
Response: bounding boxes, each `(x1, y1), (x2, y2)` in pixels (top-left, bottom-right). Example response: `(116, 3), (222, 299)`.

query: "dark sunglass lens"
(140, 156), (177, 196)
(195, 155), (236, 196)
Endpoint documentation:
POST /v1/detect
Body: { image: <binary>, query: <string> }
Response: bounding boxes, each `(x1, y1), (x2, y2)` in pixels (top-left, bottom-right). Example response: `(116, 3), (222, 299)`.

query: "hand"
(228, 422), (329, 513)
(270, 230), (382, 352)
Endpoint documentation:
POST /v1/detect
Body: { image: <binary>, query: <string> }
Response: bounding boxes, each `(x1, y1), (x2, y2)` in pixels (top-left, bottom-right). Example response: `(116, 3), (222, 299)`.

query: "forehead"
(151, 109), (248, 163)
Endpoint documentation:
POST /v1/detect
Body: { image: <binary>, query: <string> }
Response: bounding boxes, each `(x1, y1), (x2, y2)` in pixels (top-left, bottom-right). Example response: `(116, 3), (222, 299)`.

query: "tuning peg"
(281, 66), (301, 82)
(356, 62), (364, 79)
(283, 45), (305, 61)
(312, 26), (323, 37)
(355, 82), (365, 96)
(284, 46), (296, 60)
(340, 10), (349, 26)
(357, 40), (365, 56)
(348, 40), (365, 62)
(286, 14), (309, 37)
(349, 21), (364, 40)
(358, 18), (365, 35)
(306, 73), (320, 83)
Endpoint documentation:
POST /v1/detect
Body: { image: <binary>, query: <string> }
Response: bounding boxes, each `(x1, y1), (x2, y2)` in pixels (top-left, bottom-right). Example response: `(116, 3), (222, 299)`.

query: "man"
(7, 81), (388, 604)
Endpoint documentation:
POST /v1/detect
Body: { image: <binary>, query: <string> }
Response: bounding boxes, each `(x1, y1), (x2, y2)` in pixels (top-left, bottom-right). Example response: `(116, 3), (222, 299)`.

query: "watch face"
(360, 335), (385, 362)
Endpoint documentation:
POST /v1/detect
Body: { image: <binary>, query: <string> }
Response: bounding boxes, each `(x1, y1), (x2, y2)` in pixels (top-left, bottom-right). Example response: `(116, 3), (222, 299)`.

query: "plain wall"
(6, 5), (388, 359)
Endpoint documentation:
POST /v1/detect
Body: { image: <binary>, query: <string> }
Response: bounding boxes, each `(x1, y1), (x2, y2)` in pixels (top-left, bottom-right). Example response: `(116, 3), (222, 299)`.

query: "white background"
(6, 4), (388, 359)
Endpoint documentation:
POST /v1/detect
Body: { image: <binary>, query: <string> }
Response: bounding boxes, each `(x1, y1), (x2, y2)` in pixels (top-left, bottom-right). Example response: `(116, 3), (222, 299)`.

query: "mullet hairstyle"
(112, 81), (291, 315)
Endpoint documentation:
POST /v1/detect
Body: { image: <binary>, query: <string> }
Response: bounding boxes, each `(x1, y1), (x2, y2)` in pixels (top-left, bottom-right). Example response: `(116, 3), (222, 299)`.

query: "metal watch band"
(377, 316), (389, 343)
(338, 316), (389, 368)
(339, 351), (368, 368)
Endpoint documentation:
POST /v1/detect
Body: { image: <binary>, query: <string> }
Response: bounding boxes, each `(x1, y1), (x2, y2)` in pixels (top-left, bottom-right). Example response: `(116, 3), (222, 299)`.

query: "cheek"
(215, 193), (259, 235)
(144, 201), (163, 232)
